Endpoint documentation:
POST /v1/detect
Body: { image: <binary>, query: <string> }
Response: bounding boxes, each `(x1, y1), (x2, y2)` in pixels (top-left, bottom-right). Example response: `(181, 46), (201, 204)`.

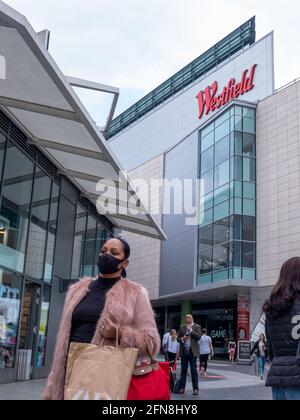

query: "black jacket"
(250, 340), (268, 358)
(177, 323), (202, 358)
(265, 299), (300, 388)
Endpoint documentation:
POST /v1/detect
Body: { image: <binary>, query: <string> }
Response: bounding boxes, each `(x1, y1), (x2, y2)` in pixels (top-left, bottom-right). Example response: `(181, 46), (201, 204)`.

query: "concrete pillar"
(181, 300), (192, 325)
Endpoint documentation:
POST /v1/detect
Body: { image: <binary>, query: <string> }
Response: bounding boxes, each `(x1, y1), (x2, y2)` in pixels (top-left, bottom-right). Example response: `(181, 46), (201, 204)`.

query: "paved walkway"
(0, 361), (272, 400)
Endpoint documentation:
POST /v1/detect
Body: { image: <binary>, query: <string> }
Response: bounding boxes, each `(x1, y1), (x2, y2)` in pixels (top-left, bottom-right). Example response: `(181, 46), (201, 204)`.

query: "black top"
(70, 276), (121, 344)
(266, 299), (300, 388)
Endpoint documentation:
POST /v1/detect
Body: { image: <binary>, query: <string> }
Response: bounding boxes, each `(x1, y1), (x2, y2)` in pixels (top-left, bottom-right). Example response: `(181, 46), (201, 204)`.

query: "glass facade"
(198, 105), (256, 284)
(71, 203), (109, 279)
(0, 114), (112, 376)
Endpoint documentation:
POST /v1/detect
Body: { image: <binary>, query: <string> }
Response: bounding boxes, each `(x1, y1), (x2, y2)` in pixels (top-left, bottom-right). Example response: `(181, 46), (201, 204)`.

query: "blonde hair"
(170, 329), (177, 342)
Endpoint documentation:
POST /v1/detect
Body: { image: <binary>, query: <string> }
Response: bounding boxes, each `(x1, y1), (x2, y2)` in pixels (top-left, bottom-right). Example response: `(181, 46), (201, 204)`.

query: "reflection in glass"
(36, 286), (50, 368)
(0, 143), (34, 273)
(71, 205), (87, 279)
(199, 224), (213, 250)
(202, 169), (214, 195)
(44, 184), (60, 283)
(26, 169), (52, 280)
(201, 147), (214, 174)
(199, 248), (213, 274)
(215, 136), (230, 165)
(214, 218), (230, 245)
(83, 216), (97, 277)
(0, 133), (6, 183)
(0, 269), (22, 370)
(212, 243), (229, 271)
(215, 160), (229, 189)
(94, 225), (108, 276)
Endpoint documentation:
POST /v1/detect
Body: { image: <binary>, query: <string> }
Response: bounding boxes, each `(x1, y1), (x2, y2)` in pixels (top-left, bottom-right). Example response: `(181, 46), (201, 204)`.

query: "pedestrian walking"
(167, 329), (180, 364)
(177, 314), (201, 396)
(43, 238), (161, 400)
(263, 257), (300, 401)
(162, 329), (171, 361)
(228, 338), (237, 364)
(199, 329), (214, 377)
(250, 334), (268, 380)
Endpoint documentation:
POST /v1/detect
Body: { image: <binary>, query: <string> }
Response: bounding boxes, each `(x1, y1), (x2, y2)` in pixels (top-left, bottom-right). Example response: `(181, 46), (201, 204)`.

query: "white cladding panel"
(110, 33), (274, 171)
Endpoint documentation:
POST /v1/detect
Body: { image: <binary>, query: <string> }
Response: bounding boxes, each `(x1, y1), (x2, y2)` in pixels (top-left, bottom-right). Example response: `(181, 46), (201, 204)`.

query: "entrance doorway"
(16, 281), (41, 381)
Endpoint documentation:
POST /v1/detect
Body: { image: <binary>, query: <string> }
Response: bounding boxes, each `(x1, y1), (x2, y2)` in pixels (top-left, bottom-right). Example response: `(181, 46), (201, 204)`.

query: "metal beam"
(0, 96), (80, 122)
(112, 223), (162, 240)
(83, 193), (142, 212)
(66, 76), (120, 95)
(28, 137), (107, 161)
(110, 214), (151, 227)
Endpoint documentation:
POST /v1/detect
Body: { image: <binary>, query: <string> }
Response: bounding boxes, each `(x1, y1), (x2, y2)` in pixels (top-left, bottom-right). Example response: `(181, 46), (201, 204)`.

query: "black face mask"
(98, 254), (125, 275)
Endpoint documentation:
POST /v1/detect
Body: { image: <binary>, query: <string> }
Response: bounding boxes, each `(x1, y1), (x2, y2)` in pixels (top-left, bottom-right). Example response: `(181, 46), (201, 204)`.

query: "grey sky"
(4, 0), (300, 125)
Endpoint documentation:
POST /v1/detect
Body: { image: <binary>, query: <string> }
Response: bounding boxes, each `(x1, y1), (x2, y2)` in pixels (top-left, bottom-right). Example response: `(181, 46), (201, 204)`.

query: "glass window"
(201, 131), (214, 152)
(243, 182), (255, 199)
(215, 136), (230, 165)
(214, 200), (230, 221)
(243, 117), (256, 134)
(200, 208), (213, 227)
(231, 198), (242, 215)
(204, 192), (214, 211)
(232, 215), (242, 240)
(198, 273), (212, 285)
(235, 115), (243, 131)
(214, 184), (230, 206)
(234, 132), (243, 155)
(199, 224), (213, 251)
(243, 108), (255, 118)
(243, 242), (256, 268)
(36, 286), (50, 368)
(0, 269), (22, 370)
(201, 123), (214, 138)
(235, 106), (243, 116)
(214, 160), (229, 189)
(215, 119), (230, 143)
(243, 199), (256, 216)
(243, 216), (256, 242)
(83, 216), (97, 277)
(198, 248), (213, 274)
(243, 133), (256, 157)
(213, 269), (229, 282)
(0, 133), (6, 187)
(94, 225), (108, 276)
(202, 169), (214, 195)
(44, 184), (60, 283)
(233, 241), (242, 267)
(215, 111), (230, 127)
(71, 205), (87, 279)
(242, 269), (256, 280)
(201, 147), (214, 174)
(0, 144), (34, 273)
(234, 181), (243, 197)
(26, 169), (52, 280)
(212, 243), (229, 271)
(214, 217), (230, 245)
(233, 156), (243, 180)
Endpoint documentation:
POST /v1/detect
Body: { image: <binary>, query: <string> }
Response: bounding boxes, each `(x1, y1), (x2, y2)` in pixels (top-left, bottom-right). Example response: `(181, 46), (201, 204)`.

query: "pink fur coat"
(43, 277), (161, 400)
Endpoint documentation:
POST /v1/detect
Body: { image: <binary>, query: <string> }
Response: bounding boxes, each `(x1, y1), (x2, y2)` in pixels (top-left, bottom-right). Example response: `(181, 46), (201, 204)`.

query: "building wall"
(256, 80), (300, 288)
(120, 154), (164, 300)
(109, 33), (274, 172)
(160, 132), (199, 297)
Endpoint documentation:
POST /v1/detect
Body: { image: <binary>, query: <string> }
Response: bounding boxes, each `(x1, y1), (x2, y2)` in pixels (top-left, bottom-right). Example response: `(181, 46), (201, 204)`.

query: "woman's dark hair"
(263, 257), (300, 319)
(102, 237), (131, 278)
(202, 328), (208, 334)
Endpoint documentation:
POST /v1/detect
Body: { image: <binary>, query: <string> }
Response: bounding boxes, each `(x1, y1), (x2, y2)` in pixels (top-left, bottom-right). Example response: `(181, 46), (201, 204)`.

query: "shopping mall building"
(0, 2), (165, 384)
(108, 17), (300, 356)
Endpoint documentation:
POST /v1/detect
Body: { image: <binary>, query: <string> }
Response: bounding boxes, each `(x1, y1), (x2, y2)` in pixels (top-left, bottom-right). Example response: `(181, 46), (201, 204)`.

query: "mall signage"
(196, 64), (257, 119)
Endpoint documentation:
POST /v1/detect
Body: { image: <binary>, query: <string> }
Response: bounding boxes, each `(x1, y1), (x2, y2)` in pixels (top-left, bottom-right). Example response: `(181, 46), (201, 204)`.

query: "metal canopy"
(0, 1), (166, 241)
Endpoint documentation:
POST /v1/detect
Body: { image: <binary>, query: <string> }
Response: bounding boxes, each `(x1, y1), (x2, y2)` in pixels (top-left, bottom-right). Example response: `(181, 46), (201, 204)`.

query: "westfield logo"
(196, 64), (257, 119)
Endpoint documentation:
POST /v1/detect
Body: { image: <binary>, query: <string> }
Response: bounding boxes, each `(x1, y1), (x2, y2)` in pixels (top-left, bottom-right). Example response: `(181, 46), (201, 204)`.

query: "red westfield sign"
(196, 64), (257, 119)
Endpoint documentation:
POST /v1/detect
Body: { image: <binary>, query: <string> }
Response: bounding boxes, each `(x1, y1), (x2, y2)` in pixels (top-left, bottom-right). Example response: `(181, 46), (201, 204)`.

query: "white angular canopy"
(0, 1), (166, 240)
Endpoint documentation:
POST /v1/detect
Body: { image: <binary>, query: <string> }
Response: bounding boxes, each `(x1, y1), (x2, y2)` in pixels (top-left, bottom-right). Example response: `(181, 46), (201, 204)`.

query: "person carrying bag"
(65, 329), (138, 400)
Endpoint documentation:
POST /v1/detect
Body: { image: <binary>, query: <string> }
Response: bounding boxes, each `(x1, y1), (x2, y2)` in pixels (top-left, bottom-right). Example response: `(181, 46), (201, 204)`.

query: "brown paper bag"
(64, 337), (138, 401)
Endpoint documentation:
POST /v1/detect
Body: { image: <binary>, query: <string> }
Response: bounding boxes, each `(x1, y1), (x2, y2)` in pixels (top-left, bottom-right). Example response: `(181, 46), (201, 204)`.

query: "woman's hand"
(101, 315), (121, 340)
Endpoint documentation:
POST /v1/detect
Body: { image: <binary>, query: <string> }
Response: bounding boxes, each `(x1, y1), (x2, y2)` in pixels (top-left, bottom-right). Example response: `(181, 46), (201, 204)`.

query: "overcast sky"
(3, 0), (300, 125)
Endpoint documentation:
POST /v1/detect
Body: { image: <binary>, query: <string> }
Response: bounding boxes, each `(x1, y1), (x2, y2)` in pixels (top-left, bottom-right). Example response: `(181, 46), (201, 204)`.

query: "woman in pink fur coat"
(43, 238), (161, 400)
